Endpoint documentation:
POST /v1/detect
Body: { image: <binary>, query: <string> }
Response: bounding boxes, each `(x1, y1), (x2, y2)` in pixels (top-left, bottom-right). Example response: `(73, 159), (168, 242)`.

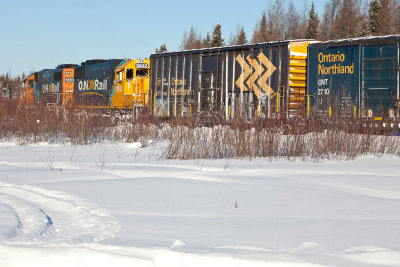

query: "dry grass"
(160, 122), (400, 160)
(159, 111), (400, 160)
(0, 98), (128, 145)
(1, 98), (399, 160)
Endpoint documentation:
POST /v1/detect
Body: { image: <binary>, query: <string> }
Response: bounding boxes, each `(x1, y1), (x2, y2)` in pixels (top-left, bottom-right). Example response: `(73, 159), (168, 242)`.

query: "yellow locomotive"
(112, 59), (150, 109)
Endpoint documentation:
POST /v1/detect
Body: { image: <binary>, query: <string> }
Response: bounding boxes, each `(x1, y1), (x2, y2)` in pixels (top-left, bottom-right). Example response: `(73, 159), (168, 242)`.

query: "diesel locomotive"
(21, 58), (150, 109)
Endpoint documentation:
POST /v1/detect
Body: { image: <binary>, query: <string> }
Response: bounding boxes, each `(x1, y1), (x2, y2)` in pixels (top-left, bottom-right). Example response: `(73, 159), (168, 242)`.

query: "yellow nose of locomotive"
(112, 58), (150, 109)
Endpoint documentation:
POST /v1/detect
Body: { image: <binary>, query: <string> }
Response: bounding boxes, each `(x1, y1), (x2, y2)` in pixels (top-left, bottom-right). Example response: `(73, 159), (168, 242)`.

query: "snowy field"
(0, 142), (399, 266)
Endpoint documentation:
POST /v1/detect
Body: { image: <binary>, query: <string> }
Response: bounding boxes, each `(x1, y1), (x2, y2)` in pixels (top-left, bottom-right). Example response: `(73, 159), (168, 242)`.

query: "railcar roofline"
(310, 34), (400, 47)
(151, 39), (315, 57)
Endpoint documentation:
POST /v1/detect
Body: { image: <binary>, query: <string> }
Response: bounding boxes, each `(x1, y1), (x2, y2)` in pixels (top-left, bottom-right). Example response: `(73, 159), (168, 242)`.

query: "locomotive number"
(136, 63), (149, 69)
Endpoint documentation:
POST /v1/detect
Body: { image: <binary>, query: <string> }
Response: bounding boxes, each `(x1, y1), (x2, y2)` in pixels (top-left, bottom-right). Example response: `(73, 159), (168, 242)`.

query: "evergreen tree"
(211, 24), (225, 47)
(259, 13), (268, 41)
(305, 2), (319, 39)
(159, 44), (167, 53)
(237, 27), (248, 45)
(252, 13), (268, 43)
(230, 26), (248, 45)
(356, 13), (370, 37)
(368, 0), (381, 35)
(155, 44), (167, 54)
(202, 32), (212, 48)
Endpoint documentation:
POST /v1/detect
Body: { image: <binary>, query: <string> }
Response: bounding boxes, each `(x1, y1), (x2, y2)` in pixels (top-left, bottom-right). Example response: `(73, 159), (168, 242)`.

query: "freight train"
(20, 35), (400, 125)
(150, 35), (400, 124)
(21, 58), (151, 109)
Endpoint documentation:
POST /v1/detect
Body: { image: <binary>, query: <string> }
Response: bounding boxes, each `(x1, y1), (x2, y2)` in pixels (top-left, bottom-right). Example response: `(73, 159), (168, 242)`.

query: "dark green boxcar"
(150, 40), (312, 118)
(308, 35), (400, 120)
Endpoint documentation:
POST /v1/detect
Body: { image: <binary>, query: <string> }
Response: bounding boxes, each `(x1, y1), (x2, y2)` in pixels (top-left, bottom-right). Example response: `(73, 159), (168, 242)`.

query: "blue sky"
(0, 0), (325, 76)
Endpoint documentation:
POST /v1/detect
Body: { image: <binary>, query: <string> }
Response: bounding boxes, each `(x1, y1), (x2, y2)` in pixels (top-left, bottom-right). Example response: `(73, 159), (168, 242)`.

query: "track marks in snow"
(0, 203), (21, 239)
(0, 192), (52, 241)
(0, 182), (118, 244)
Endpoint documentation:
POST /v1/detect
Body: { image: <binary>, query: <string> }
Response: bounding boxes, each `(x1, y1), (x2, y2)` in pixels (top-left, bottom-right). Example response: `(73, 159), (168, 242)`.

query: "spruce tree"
(159, 44), (167, 53)
(203, 32), (212, 48)
(211, 24), (225, 47)
(260, 13), (268, 42)
(237, 27), (248, 45)
(155, 44), (167, 54)
(230, 27), (248, 45)
(305, 2), (319, 39)
(368, 0), (381, 35)
(356, 13), (370, 37)
(252, 13), (269, 43)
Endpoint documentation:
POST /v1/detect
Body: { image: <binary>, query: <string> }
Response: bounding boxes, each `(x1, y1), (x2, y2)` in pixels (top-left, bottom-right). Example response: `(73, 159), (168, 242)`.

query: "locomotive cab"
(20, 73), (37, 106)
(112, 59), (150, 109)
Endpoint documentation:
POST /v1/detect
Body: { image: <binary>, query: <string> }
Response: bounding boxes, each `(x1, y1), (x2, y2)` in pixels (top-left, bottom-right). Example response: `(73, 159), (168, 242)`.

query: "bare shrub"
(0, 99), (129, 144)
(1, 98), (399, 161)
(156, 109), (400, 160)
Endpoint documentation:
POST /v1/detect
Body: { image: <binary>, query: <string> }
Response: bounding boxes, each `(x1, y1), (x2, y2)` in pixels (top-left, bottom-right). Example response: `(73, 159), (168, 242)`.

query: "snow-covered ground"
(0, 142), (399, 266)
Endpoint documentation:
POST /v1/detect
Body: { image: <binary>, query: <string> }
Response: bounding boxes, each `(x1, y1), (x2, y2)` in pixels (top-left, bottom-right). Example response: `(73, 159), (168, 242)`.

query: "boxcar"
(150, 40), (312, 118)
(307, 35), (400, 121)
(73, 59), (122, 107)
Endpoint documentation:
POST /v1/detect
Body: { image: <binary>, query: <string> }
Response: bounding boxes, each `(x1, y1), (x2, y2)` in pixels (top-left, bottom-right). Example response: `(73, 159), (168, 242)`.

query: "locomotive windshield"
(136, 70), (148, 78)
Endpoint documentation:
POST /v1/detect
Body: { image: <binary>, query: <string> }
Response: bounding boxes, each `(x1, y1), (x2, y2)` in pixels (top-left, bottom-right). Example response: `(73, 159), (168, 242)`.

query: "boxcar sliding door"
(199, 53), (222, 113)
(362, 44), (399, 118)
